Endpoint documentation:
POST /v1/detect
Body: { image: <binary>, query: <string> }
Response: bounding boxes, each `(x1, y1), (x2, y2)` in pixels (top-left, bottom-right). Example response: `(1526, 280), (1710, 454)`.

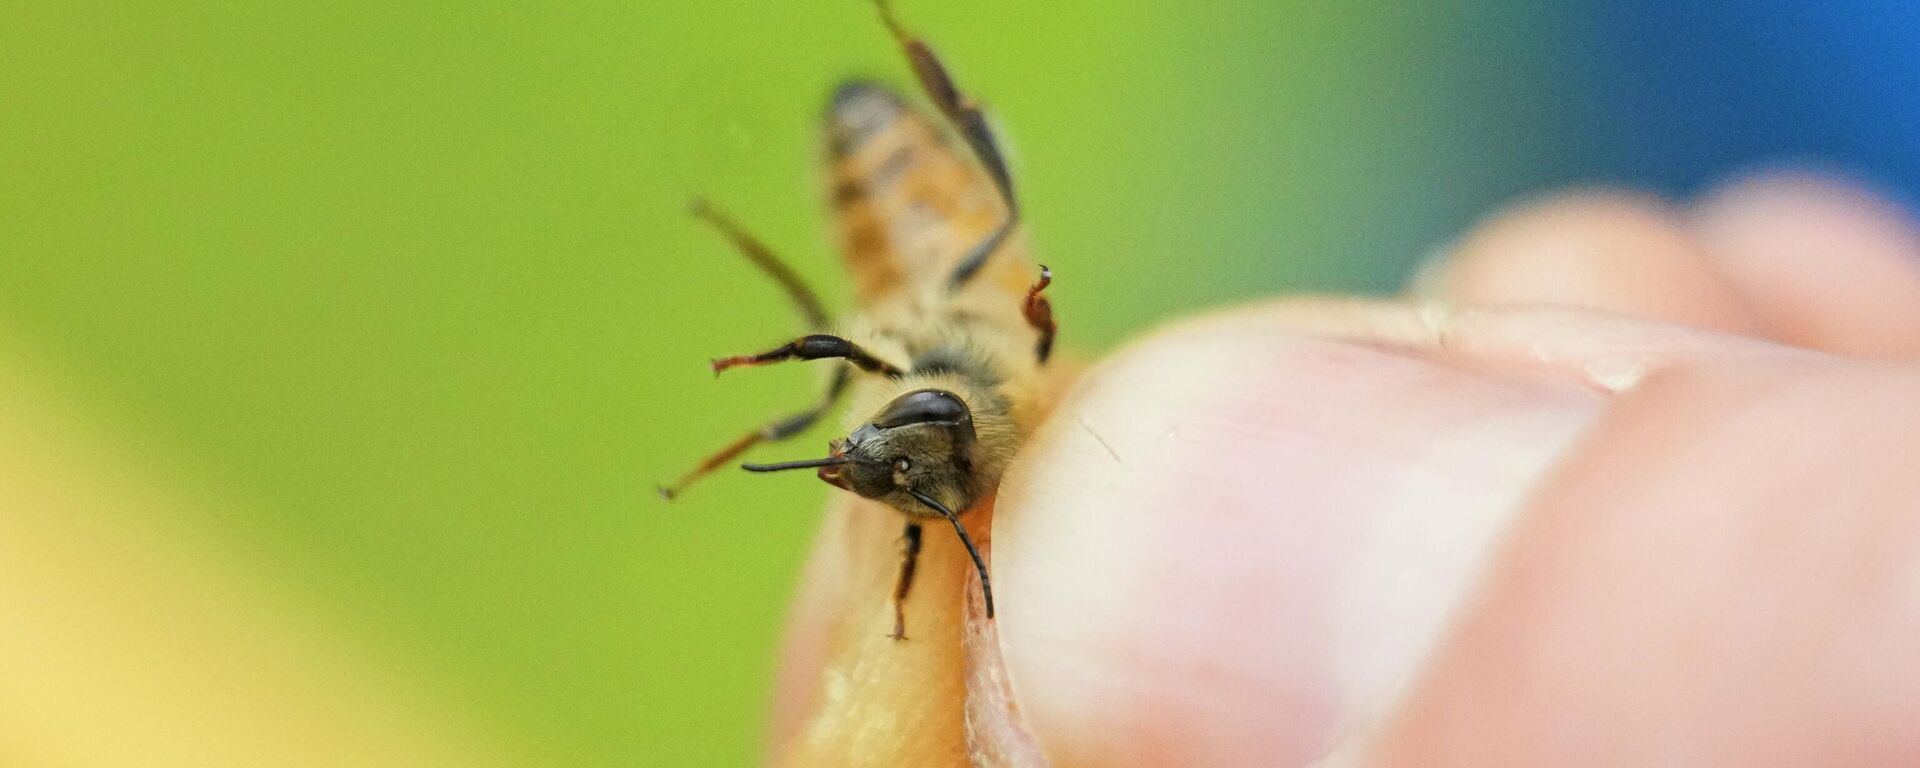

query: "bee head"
(825, 389), (977, 508)
(743, 389), (979, 514)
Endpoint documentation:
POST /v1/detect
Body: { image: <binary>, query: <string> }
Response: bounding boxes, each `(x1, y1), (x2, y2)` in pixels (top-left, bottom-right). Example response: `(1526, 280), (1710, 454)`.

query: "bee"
(660, 1), (1058, 640)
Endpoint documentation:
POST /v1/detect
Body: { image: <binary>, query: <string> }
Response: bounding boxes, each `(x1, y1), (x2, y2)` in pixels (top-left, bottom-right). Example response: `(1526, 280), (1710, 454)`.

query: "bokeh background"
(3, 1), (1916, 765)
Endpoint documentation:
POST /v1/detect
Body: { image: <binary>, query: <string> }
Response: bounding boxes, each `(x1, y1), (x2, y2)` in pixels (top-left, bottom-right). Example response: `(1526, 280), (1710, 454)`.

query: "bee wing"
(825, 81), (1034, 307)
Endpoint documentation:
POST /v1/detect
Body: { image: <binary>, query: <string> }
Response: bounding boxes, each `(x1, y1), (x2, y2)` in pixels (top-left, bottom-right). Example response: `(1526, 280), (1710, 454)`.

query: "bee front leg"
(657, 367), (850, 500)
(889, 522), (925, 640)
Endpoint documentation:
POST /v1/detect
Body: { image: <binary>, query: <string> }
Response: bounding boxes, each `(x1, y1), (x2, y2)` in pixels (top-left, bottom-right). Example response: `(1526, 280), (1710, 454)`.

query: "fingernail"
(992, 318), (1607, 766)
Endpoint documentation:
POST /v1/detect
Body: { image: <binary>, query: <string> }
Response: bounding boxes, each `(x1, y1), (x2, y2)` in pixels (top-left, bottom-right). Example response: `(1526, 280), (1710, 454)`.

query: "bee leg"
(1023, 265), (1056, 363)
(688, 197), (831, 331)
(658, 367), (850, 500)
(871, 1), (1020, 291)
(711, 333), (903, 377)
(888, 522), (924, 640)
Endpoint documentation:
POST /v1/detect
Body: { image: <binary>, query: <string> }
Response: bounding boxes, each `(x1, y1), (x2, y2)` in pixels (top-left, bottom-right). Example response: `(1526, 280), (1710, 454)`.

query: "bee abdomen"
(827, 80), (905, 156)
(824, 79), (1008, 307)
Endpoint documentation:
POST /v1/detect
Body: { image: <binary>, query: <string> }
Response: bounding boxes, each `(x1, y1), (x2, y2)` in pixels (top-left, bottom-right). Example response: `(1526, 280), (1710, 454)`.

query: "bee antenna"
(740, 457), (848, 472)
(907, 490), (995, 620)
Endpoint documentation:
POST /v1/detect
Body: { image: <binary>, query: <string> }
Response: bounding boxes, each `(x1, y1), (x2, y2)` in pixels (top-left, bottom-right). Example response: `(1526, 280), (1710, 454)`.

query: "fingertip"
(1689, 169), (1920, 359)
(1417, 189), (1759, 335)
(1359, 360), (1920, 766)
(767, 493), (982, 763)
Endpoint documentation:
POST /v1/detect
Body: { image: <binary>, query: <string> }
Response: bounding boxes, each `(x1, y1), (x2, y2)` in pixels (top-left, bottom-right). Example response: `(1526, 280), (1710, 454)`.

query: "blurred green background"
(0, 1), (1608, 765)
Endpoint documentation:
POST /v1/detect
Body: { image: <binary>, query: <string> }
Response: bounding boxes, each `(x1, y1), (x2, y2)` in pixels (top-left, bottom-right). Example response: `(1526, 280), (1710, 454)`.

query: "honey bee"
(660, 1), (1057, 639)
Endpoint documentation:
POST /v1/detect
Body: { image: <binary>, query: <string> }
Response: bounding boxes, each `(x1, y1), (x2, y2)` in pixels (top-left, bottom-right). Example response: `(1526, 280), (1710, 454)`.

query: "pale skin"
(770, 171), (1920, 766)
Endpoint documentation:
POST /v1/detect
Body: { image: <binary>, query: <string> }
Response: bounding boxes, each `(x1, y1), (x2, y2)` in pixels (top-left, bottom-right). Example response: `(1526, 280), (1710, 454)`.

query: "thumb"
(990, 301), (1611, 767)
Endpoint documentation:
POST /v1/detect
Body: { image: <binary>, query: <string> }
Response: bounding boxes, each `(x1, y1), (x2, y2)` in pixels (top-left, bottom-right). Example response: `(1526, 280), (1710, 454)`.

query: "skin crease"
(769, 171), (1920, 766)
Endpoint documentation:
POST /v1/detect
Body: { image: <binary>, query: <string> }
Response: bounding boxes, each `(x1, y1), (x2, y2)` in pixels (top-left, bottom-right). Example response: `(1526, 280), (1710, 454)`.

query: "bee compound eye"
(874, 389), (972, 429)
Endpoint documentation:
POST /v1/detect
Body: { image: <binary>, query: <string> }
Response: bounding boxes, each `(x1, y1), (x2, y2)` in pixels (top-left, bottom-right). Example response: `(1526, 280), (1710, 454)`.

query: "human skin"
(770, 172), (1920, 766)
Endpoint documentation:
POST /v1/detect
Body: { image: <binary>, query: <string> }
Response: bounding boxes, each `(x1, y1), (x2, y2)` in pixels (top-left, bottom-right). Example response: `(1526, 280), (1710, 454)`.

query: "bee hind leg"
(871, 1), (1020, 291)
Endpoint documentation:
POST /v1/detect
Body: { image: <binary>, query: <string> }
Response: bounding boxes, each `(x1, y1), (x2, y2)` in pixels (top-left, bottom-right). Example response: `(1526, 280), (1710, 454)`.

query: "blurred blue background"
(1545, 1), (1918, 207)
(1, 1), (1914, 765)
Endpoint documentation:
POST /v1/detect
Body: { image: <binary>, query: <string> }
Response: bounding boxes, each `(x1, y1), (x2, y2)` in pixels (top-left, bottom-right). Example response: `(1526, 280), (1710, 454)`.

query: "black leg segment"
(872, 1), (1020, 292)
(889, 522), (925, 640)
(711, 334), (902, 377)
